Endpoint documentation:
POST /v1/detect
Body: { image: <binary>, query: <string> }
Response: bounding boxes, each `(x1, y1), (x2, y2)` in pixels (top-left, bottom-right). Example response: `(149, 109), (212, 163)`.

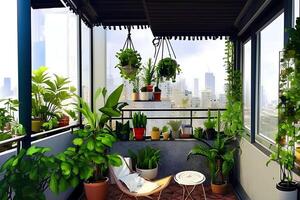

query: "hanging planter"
(115, 27), (142, 82)
(153, 37), (181, 83)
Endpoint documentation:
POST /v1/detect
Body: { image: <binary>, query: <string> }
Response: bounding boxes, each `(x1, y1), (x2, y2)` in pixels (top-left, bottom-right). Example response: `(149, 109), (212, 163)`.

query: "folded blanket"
(119, 173), (159, 193)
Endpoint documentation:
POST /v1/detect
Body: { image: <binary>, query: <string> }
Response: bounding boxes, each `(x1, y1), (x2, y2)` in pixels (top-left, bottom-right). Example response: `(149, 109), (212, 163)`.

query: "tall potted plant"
(132, 112), (147, 141)
(142, 58), (156, 92)
(266, 18), (300, 200)
(128, 146), (160, 180)
(131, 77), (140, 101)
(115, 48), (142, 82)
(203, 109), (216, 140)
(188, 111), (235, 194)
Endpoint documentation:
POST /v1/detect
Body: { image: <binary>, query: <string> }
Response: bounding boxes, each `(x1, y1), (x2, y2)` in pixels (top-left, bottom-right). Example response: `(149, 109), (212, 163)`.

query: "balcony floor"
(107, 183), (238, 200)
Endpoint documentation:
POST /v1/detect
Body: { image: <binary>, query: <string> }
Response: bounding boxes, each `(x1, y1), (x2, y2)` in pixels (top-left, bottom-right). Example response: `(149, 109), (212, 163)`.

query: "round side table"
(174, 171), (207, 200)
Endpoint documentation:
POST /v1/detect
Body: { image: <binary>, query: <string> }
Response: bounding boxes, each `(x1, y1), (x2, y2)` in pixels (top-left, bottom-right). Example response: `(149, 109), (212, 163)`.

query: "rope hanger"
(122, 26), (135, 50)
(152, 37), (177, 66)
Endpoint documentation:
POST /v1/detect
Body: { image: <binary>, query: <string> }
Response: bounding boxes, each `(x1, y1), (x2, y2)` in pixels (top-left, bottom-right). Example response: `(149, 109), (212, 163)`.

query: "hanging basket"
(119, 64), (140, 80)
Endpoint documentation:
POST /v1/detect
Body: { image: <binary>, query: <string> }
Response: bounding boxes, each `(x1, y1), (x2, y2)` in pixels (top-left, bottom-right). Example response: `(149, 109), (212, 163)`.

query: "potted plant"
(116, 121), (130, 141)
(115, 48), (142, 82)
(157, 57), (181, 82)
(266, 18), (300, 200)
(132, 112), (147, 141)
(194, 127), (204, 139)
(128, 146), (160, 180)
(150, 126), (160, 140)
(188, 111), (235, 194)
(131, 77), (140, 101)
(203, 110), (216, 140)
(61, 85), (126, 200)
(162, 125), (169, 140)
(141, 58), (156, 92)
(167, 120), (182, 139)
(0, 146), (57, 199)
(153, 86), (161, 101)
(140, 86), (151, 101)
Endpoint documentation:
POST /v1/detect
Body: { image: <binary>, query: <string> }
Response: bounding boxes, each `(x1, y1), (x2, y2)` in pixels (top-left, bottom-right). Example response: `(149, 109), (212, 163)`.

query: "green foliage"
(116, 121), (130, 135)
(0, 133), (12, 141)
(42, 117), (59, 131)
(267, 18), (300, 184)
(152, 126), (159, 131)
(53, 85), (126, 189)
(188, 133), (235, 184)
(0, 146), (56, 200)
(32, 66), (77, 126)
(194, 127), (204, 139)
(167, 120), (181, 132)
(203, 110), (216, 130)
(140, 86), (147, 92)
(132, 112), (147, 128)
(142, 58), (156, 86)
(221, 40), (243, 137)
(132, 77), (140, 93)
(162, 125), (169, 133)
(157, 57), (181, 82)
(128, 146), (160, 169)
(115, 48), (142, 81)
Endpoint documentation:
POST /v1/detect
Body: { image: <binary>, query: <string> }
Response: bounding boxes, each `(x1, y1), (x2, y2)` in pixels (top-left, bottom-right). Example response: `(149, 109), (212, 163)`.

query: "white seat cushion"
(119, 173), (159, 193)
(111, 156), (131, 179)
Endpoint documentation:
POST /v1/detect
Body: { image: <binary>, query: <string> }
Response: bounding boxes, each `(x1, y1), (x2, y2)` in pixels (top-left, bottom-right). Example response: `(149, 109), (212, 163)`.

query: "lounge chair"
(109, 156), (172, 200)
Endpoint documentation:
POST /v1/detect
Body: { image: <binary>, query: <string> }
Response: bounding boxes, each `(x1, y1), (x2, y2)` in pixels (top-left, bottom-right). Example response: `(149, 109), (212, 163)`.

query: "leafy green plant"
(115, 48), (142, 81)
(204, 110), (216, 130)
(0, 146), (56, 200)
(32, 66), (77, 126)
(162, 125), (169, 133)
(267, 18), (300, 186)
(157, 57), (181, 82)
(0, 133), (12, 141)
(221, 41), (243, 137)
(129, 146), (160, 169)
(140, 86), (147, 92)
(142, 58), (156, 86)
(132, 77), (140, 93)
(132, 112), (147, 128)
(49, 85), (127, 192)
(194, 127), (204, 139)
(152, 126), (159, 131)
(167, 120), (181, 132)
(116, 121), (131, 141)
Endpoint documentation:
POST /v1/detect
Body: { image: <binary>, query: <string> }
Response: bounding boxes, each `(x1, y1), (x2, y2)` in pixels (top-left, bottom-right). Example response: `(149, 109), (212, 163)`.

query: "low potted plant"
(167, 120), (182, 139)
(142, 58), (156, 92)
(203, 110), (216, 140)
(131, 77), (140, 101)
(150, 126), (160, 140)
(129, 146), (160, 180)
(115, 48), (142, 82)
(194, 127), (204, 140)
(162, 125), (169, 140)
(157, 57), (181, 82)
(116, 121), (130, 141)
(132, 112), (147, 141)
(140, 86), (151, 101)
(188, 111), (235, 194)
(153, 86), (161, 101)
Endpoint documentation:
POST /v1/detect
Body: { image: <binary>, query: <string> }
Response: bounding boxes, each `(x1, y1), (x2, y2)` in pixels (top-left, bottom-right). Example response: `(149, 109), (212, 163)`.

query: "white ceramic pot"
(136, 166), (158, 180)
(140, 92), (150, 101)
(277, 182), (298, 200)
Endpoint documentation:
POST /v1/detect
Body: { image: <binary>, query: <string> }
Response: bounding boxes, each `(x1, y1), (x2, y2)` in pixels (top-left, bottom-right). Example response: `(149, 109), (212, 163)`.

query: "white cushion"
(111, 156), (131, 179)
(119, 173), (159, 193)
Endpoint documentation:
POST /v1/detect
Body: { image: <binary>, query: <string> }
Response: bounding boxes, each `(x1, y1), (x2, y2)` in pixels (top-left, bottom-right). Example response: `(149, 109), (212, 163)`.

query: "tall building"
(1, 77), (13, 97)
(201, 89), (212, 108)
(205, 72), (215, 99)
(193, 78), (199, 97)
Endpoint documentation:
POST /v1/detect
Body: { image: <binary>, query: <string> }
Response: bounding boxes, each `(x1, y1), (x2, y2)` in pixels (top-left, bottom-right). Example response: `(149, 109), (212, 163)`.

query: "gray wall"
(110, 139), (212, 183)
(0, 130), (74, 200)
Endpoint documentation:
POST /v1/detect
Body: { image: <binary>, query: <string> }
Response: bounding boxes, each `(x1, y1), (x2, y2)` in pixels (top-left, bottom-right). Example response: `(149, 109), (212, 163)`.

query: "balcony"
(0, 0), (300, 200)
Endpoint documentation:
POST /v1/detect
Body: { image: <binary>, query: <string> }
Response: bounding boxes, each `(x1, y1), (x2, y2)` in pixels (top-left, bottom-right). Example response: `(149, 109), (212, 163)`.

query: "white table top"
(174, 171), (206, 186)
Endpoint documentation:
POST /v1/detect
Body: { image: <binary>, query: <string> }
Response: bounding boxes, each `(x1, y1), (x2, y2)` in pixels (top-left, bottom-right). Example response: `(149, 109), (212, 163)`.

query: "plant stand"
(174, 171), (207, 200)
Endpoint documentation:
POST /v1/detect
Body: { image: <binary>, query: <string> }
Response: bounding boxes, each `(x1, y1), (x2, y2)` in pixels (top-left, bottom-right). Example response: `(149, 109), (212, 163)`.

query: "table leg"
(182, 185), (185, 200)
(184, 185), (195, 200)
(201, 184), (207, 200)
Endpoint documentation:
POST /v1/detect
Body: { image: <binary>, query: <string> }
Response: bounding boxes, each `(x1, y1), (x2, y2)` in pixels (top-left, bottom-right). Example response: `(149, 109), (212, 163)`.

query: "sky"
(106, 28), (226, 96)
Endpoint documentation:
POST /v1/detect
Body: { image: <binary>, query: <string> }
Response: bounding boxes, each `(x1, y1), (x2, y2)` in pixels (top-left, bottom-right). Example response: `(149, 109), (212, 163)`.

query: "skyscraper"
(1, 77), (13, 97)
(205, 72), (215, 98)
(193, 78), (199, 97)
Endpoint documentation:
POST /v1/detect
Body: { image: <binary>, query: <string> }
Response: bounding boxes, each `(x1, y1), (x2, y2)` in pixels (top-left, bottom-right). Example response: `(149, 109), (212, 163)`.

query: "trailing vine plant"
(267, 18), (300, 187)
(221, 40), (243, 138)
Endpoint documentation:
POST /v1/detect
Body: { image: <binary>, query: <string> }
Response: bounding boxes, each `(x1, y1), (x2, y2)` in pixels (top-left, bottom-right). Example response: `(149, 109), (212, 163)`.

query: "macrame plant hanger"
(123, 26), (135, 50)
(152, 37), (176, 66)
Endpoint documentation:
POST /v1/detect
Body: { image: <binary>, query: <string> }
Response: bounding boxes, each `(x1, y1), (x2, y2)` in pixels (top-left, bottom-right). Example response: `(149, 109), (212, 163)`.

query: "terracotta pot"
(162, 132), (169, 140)
(84, 178), (109, 200)
(133, 128), (145, 141)
(151, 130), (160, 140)
(153, 92), (161, 101)
(59, 115), (70, 127)
(131, 92), (139, 101)
(211, 182), (228, 194)
(32, 119), (43, 132)
(146, 85), (153, 92)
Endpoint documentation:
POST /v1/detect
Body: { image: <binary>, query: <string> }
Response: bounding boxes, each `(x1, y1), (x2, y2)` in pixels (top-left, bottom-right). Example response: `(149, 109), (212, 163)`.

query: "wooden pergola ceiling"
(31, 0), (265, 38)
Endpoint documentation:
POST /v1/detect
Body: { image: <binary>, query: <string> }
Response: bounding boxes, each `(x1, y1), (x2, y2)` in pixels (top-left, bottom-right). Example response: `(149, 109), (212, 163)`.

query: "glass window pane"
(259, 13), (284, 141)
(81, 22), (92, 106)
(243, 40), (251, 131)
(0, 0), (18, 99)
(295, 0), (299, 26)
